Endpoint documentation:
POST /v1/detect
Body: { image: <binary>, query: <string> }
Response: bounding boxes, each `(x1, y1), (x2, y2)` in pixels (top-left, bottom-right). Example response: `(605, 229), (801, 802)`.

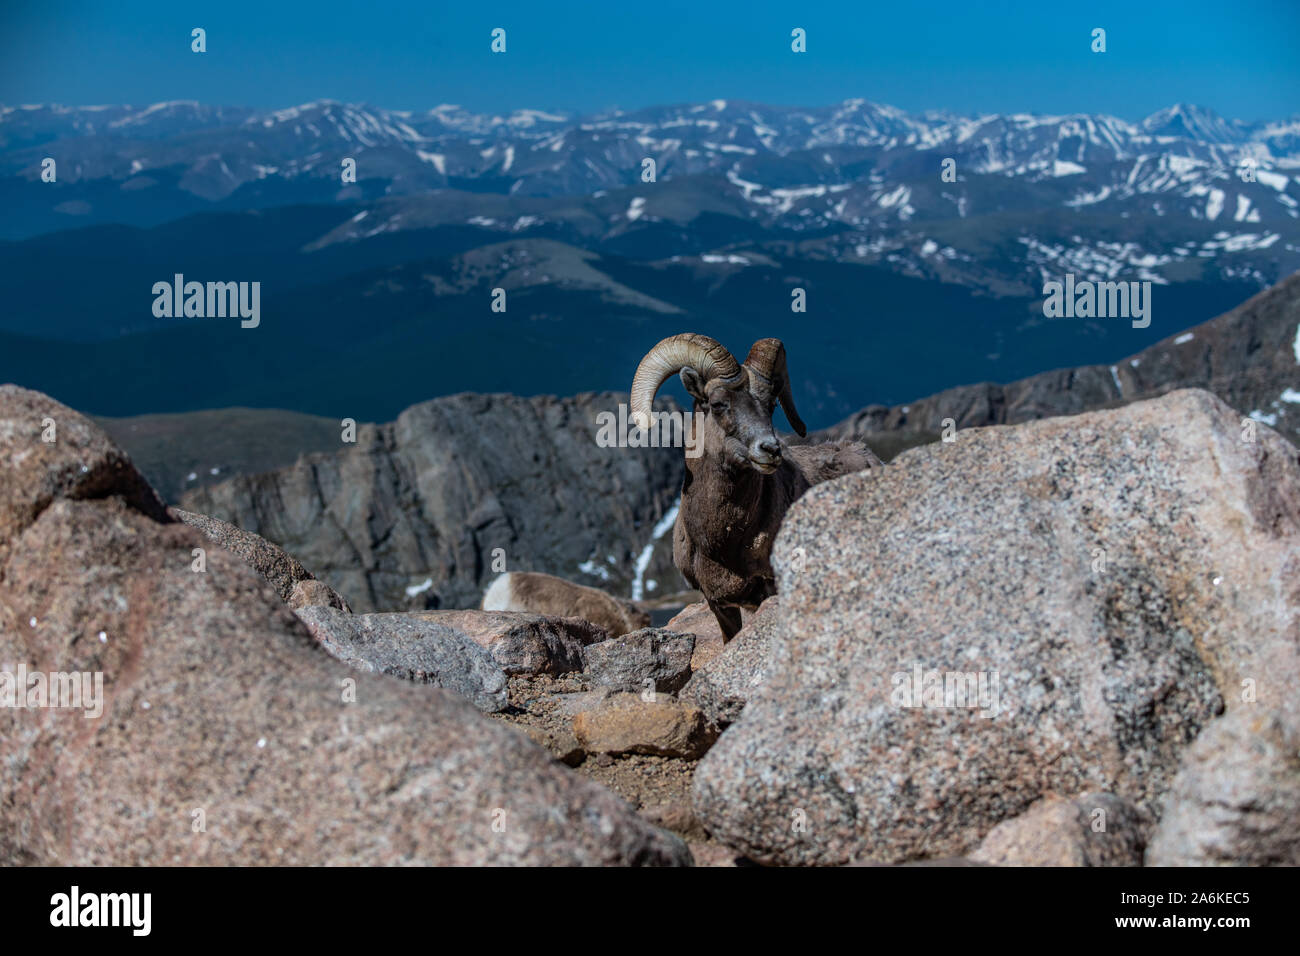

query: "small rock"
(679, 597), (781, 729)
(572, 692), (717, 759)
(1146, 708), (1300, 866)
(411, 609), (604, 676)
(970, 793), (1151, 867)
(555, 687), (617, 716)
(584, 627), (695, 692)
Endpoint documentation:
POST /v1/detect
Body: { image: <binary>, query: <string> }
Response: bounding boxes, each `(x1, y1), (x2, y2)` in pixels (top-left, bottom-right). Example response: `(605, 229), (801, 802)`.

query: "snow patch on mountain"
(631, 501), (679, 602)
(416, 151), (446, 174)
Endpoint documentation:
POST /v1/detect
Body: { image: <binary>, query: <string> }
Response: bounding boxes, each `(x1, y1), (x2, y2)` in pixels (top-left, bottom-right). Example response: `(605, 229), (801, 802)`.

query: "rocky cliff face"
(181, 392), (684, 613)
(821, 271), (1300, 449)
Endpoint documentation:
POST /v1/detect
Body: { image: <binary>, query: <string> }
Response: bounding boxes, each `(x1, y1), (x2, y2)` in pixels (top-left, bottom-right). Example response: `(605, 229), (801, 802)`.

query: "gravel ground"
(488, 673), (751, 865)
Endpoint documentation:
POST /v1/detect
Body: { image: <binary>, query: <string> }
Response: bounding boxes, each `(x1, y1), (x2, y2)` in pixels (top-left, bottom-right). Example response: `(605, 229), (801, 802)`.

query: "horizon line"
(4, 98), (1298, 128)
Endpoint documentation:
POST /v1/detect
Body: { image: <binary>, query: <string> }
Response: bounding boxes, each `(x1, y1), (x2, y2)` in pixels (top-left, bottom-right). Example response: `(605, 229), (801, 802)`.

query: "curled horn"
(630, 333), (743, 430)
(744, 338), (806, 437)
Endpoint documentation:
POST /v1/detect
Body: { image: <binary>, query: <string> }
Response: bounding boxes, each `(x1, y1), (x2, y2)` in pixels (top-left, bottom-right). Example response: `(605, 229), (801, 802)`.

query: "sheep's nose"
(757, 438), (781, 458)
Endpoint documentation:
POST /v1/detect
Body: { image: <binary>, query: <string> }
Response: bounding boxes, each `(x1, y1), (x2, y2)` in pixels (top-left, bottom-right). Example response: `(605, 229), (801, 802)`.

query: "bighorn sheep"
(631, 334), (881, 640)
(482, 571), (650, 638)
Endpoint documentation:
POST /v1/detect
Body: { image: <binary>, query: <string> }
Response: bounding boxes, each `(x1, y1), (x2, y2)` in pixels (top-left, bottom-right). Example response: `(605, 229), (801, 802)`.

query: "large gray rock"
(694, 389), (1300, 865)
(0, 385), (690, 866)
(180, 392), (685, 611)
(584, 627), (695, 692)
(1146, 707), (1300, 866)
(679, 598), (781, 729)
(293, 605), (509, 712)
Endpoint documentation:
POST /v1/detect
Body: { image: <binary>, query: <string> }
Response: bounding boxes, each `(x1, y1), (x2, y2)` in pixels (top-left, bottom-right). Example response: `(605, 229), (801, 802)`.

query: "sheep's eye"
(709, 401), (728, 414)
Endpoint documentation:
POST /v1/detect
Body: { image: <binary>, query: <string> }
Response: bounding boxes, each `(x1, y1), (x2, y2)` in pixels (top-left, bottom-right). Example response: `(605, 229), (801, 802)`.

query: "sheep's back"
(787, 440), (882, 485)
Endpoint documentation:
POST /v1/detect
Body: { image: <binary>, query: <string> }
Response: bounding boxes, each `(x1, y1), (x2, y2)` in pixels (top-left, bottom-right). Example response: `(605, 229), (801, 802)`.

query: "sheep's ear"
(679, 367), (708, 403)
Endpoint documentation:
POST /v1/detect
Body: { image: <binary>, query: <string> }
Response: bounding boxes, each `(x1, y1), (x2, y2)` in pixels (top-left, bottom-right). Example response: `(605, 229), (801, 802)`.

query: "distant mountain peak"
(1140, 103), (1240, 144)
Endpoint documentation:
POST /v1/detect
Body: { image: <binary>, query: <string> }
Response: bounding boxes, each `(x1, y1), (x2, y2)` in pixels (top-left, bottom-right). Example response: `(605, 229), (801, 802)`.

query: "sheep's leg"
(708, 599), (743, 642)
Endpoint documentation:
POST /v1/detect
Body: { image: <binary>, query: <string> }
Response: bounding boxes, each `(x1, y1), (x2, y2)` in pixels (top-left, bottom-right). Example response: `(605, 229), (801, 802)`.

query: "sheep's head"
(631, 333), (807, 474)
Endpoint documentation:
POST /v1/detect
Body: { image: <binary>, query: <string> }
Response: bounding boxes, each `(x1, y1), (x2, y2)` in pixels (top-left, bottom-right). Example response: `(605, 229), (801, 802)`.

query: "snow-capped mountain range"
(3, 98), (1298, 291)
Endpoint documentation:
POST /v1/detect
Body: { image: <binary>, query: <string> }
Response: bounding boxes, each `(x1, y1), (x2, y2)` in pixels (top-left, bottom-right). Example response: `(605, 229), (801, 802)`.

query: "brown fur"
(668, 345), (882, 640)
(483, 571), (650, 638)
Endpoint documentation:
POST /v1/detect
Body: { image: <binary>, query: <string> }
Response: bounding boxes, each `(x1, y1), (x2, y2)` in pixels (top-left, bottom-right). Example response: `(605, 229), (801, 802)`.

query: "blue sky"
(2, 0), (1296, 121)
